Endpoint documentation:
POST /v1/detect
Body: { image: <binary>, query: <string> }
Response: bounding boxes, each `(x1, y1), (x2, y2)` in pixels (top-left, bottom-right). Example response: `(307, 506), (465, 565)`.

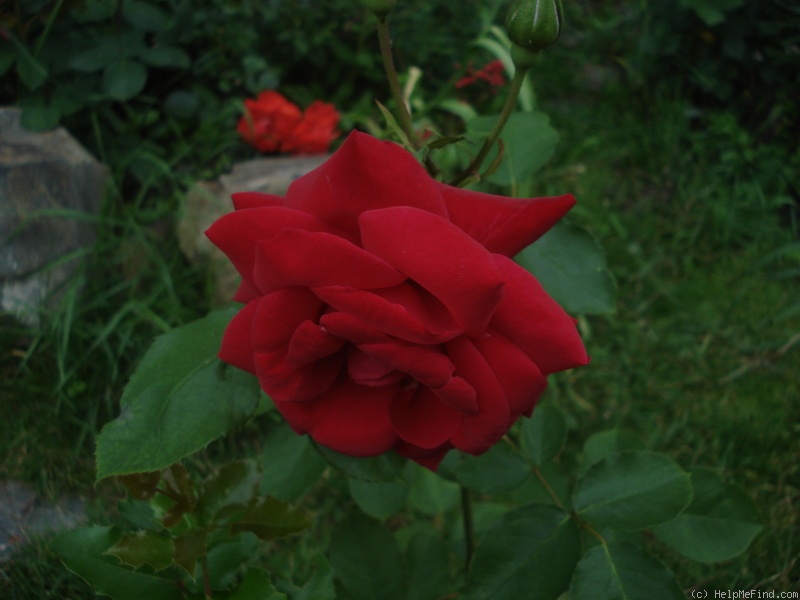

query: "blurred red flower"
(456, 60), (507, 90)
(237, 92), (339, 155)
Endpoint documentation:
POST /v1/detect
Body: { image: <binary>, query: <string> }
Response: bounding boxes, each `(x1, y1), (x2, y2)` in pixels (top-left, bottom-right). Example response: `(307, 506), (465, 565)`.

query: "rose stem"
(375, 15), (423, 150)
(460, 485), (475, 569)
(450, 66), (528, 187)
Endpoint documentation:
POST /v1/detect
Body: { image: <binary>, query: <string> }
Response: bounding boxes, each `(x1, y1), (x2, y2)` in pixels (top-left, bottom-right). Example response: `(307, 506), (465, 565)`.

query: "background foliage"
(1, 0), (798, 596)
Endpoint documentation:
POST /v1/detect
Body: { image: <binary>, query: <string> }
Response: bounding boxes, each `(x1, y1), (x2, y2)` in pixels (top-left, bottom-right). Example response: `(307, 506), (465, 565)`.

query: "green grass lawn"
(2, 5), (798, 597)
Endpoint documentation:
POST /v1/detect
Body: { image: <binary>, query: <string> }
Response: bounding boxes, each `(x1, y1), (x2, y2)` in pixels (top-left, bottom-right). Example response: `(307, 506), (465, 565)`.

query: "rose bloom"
(206, 132), (587, 470)
(236, 91), (303, 153)
(282, 100), (340, 155)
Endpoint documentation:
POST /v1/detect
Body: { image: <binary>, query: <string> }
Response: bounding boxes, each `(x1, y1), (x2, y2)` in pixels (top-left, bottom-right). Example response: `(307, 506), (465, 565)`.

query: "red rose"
(206, 132), (587, 470)
(236, 91), (302, 153)
(283, 101), (340, 155)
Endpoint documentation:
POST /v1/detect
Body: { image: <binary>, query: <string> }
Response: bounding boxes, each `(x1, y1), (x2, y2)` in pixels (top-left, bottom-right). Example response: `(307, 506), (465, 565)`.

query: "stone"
(178, 154), (328, 305)
(0, 107), (109, 326)
(0, 480), (86, 562)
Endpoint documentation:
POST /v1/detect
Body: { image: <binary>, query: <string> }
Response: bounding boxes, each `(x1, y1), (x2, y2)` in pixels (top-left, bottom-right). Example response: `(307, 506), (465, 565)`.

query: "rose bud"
(505, 0), (563, 53)
(361, 0), (397, 18)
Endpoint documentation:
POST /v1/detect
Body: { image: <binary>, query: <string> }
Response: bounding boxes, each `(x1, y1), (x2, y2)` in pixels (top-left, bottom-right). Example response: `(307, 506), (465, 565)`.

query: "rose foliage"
(206, 131), (588, 470)
(236, 90), (340, 155)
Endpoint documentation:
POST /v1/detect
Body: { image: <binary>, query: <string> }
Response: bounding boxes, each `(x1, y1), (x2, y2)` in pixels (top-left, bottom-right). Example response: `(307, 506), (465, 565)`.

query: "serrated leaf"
(348, 477), (408, 520)
(520, 404), (567, 465)
(172, 529), (207, 577)
(467, 112), (558, 186)
(582, 429), (645, 471)
(652, 468), (762, 563)
(408, 462), (460, 516)
(455, 443), (530, 495)
(328, 516), (405, 600)
(118, 471), (161, 500)
(226, 568), (287, 600)
(106, 530), (174, 571)
(279, 554), (335, 600)
(517, 221), (616, 315)
(573, 451), (692, 530)
(198, 461), (261, 523)
(569, 543), (684, 600)
(229, 497), (310, 541)
(50, 526), (181, 600)
(96, 308), (261, 479)
(103, 59), (147, 101)
(464, 504), (580, 600)
(374, 99), (411, 148)
(314, 443), (405, 482)
(203, 533), (261, 591)
(260, 424), (327, 502)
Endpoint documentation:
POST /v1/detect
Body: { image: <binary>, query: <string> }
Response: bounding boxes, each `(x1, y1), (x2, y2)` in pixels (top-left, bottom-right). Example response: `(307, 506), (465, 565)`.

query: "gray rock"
(0, 480), (86, 562)
(178, 154), (328, 305)
(0, 107), (109, 326)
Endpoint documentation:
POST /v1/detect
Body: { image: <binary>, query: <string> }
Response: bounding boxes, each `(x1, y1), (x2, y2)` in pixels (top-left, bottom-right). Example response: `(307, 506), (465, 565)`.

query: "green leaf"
(328, 516), (405, 600)
(229, 497), (310, 541)
(226, 568), (287, 600)
(455, 443), (530, 495)
(572, 451), (692, 530)
(198, 461), (261, 523)
(11, 37), (48, 90)
(408, 462), (460, 516)
(348, 477), (408, 520)
(103, 59), (147, 101)
(582, 429), (645, 471)
(123, 0), (171, 32)
(172, 529), (207, 577)
(405, 530), (453, 600)
(203, 533), (261, 591)
(464, 504), (580, 600)
(652, 468), (763, 563)
(568, 543), (684, 600)
(679, 0), (744, 26)
(314, 443), (405, 482)
(280, 554), (335, 600)
(165, 90), (200, 119)
(19, 98), (61, 131)
(260, 424), (327, 502)
(285, 560), (335, 600)
(50, 526), (181, 600)
(0, 47), (15, 77)
(520, 404), (567, 465)
(517, 221), (617, 315)
(106, 530), (174, 571)
(467, 112), (558, 186)
(139, 45), (191, 69)
(511, 461), (572, 508)
(96, 308), (261, 479)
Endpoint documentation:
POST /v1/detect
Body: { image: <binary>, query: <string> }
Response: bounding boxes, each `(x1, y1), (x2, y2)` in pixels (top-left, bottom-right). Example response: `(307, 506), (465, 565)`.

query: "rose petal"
(431, 376), (478, 415)
(438, 184), (576, 257)
(205, 206), (340, 290)
(284, 132), (447, 236)
(254, 348), (342, 402)
(232, 279), (260, 304)
(358, 342), (454, 388)
(394, 440), (452, 471)
(319, 312), (390, 345)
(313, 284), (462, 345)
(473, 329), (547, 420)
(276, 379), (399, 456)
(491, 255), (588, 374)
(287, 320), (346, 367)
(253, 229), (405, 293)
(347, 347), (403, 386)
(219, 299), (259, 374)
(251, 288), (323, 352)
(446, 336), (511, 454)
(360, 207), (505, 337)
(389, 387), (463, 449)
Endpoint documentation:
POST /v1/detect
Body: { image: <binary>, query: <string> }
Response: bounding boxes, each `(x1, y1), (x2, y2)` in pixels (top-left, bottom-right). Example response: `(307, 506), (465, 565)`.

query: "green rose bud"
(361, 0), (397, 18)
(505, 0), (563, 53)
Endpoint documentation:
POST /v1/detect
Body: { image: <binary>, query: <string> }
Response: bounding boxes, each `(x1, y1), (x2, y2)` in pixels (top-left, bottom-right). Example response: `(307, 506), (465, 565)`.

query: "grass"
(2, 4), (799, 598)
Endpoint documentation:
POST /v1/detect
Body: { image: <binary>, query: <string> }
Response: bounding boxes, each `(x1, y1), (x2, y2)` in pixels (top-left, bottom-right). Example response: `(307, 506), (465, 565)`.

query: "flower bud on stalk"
(361, 0), (397, 18)
(505, 0), (563, 70)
